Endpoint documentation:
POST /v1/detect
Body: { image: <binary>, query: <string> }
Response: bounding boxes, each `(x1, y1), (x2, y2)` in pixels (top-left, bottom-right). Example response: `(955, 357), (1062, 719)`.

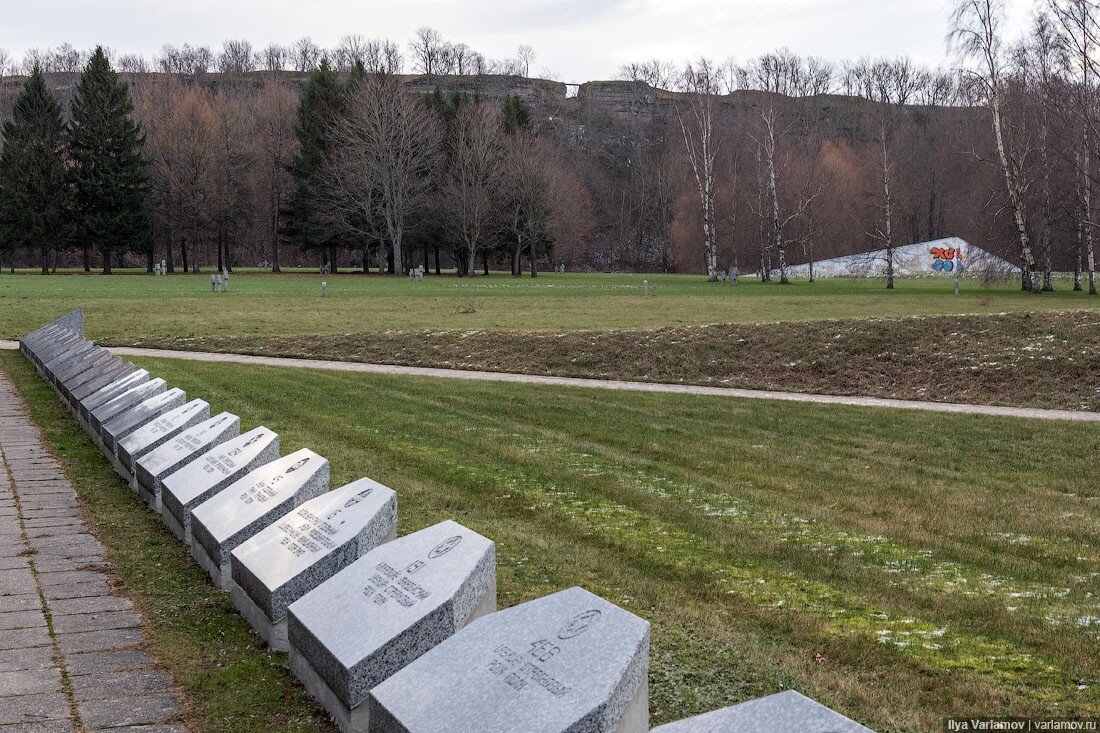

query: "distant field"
(6, 352), (1097, 732)
(2, 270), (1099, 339)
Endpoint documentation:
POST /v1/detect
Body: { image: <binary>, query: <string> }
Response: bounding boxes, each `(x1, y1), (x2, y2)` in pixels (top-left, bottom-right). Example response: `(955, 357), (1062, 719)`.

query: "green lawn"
(2, 270), (1099, 339)
(6, 351), (1097, 732)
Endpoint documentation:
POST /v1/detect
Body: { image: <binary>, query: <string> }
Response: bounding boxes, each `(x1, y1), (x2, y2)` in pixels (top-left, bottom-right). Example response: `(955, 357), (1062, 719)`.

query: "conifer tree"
(288, 59), (345, 272)
(0, 67), (71, 274)
(68, 47), (151, 274)
(501, 94), (533, 134)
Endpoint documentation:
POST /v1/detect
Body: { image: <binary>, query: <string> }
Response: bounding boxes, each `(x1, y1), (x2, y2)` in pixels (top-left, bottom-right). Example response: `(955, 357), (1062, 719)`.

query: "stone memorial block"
(100, 388), (186, 455)
(57, 351), (116, 401)
(117, 399), (211, 474)
(133, 412), (240, 510)
(649, 690), (873, 733)
(69, 361), (135, 405)
(160, 426), (280, 542)
(43, 341), (95, 381)
(287, 520), (495, 732)
(89, 377), (167, 435)
(79, 369), (150, 425)
(368, 586), (649, 733)
(51, 346), (107, 387)
(62, 355), (127, 405)
(190, 449), (329, 589)
(231, 477), (398, 650)
(30, 330), (84, 367)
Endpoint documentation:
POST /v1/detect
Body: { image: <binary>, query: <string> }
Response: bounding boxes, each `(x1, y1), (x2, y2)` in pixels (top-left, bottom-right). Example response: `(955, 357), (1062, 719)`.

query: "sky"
(4, 0), (1036, 82)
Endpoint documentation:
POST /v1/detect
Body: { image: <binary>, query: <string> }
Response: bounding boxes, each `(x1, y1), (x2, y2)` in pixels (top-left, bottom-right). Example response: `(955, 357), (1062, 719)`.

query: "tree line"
(3, 4), (1100, 290)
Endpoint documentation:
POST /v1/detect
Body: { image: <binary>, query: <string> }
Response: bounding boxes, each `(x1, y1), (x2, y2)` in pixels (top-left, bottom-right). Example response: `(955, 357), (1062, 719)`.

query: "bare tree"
(117, 54), (150, 74)
(517, 45), (537, 77)
(446, 103), (505, 275)
(323, 74), (442, 274)
(291, 37), (322, 72)
(950, 0), (1041, 292)
(253, 79), (298, 272)
(676, 58), (721, 281)
(337, 34), (369, 72)
(409, 27), (445, 75)
(0, 49), (10, 77)
(218, 39), (255, 75)
(1049, 0), (1098, 294)
(257, 44), (287, 74)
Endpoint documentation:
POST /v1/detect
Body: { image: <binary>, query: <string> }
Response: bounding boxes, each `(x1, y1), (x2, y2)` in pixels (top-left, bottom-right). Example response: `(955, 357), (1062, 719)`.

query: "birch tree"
(676, 58), (720, 281)
(950, 0), (1041, 292)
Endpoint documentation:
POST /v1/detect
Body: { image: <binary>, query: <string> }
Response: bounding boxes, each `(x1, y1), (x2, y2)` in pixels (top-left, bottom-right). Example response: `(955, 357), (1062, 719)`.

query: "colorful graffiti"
(930, 245), (964, 272)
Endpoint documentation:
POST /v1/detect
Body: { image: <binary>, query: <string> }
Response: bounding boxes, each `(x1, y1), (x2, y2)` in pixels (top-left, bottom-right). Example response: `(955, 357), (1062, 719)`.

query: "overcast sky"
(5, 0), (1035, 82)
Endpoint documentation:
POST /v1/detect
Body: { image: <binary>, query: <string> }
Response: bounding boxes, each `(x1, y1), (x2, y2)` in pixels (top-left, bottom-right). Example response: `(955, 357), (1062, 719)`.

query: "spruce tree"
(501, 94), (533, 134)
(288, 59), (345, 272)
(0, 67), (71, 274)
(68, 47), (150, 274)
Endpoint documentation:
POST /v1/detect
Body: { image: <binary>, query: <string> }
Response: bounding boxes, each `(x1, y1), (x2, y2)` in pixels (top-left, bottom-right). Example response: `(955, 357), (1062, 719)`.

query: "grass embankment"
(3, 271), (1100, 338)
(5, 351), (1097, 732)
(126, 310), (1100, 412)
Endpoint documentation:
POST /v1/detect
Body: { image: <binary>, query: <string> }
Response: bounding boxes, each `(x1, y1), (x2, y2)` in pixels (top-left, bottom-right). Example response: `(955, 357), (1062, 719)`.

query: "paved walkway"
(3, 339), (1094, 422)
(0, 371), (186, 733)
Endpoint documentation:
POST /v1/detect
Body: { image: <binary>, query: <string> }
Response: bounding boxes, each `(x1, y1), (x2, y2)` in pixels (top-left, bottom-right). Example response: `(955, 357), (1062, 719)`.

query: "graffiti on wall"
(930, 245), (964, 272)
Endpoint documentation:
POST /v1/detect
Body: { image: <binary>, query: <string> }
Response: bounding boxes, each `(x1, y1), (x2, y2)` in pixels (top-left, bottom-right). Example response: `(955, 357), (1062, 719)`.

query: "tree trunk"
(482, 250), (489, 276)
(82, 244), (90, 272)
(530, 250), (538, 278)
(146, 247), (154, 273)
(512, 242), (522, 277)
(40, 244), (49, 275)
(102, 247), (113, 275)
(386, 246), (395, 275)
(434, 245), (441, 275)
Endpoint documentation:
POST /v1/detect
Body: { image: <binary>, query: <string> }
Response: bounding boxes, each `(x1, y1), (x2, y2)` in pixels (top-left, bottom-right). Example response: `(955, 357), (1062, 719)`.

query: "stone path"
(0, 371), (186, 733)
(3, 339), (1094, 421)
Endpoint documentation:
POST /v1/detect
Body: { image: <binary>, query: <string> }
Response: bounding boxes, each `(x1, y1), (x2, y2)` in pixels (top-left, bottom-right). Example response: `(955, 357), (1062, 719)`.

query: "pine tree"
(0, 67), (71, 274)
(288, 59), (345, 272)
(68, 47), (151, 274)
(501, 94), (533, 134)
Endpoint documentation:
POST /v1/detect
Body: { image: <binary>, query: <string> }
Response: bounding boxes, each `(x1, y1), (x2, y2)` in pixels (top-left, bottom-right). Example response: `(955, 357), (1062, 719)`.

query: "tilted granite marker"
(133, 412), (240, 510)
(649, 690), (874, 733)
(287, 520), (495, 733)
(161, 426), (280, 542)
(368, 586), (649, 733)
(231, 477), (398, 651)
(189, 449), (329, 590)
(116, 399), (211, 475)
(100, 388), (186, 455)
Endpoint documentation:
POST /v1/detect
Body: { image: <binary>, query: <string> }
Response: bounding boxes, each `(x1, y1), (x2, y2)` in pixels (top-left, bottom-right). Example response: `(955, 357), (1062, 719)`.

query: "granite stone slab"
(287, 519), (495, 729)
(52, 347), (108, 387)
(42, 341), (94, 378)
(190, 449), (329, 589)
(368, 586), (650, 733)
(68, 362), (136, 405)
(100, 388), (186, 455)
(649, 690), (874, 732)
(89, 378), (167, 434)
(116, 399), (210, 474)
(231, 477), (397, 650)
(57, 352), (117, 402)
(160, 426), (280, 543)
(79, 370), (150, 424)
(132, 412), (239, 510)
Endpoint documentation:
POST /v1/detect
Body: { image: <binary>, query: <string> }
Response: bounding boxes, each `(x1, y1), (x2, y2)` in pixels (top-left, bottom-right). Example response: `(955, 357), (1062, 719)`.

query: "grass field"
(3, 270), (1100, 339)
(5, 351), (1097, 732)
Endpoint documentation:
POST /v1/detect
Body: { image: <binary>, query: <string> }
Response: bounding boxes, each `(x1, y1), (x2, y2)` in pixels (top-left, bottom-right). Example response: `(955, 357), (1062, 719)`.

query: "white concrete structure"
(774, 237), (1018, 279)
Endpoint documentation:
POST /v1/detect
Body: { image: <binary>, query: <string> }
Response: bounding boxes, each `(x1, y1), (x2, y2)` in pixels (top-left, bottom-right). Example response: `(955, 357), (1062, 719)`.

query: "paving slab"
(0, 367), (186, 733)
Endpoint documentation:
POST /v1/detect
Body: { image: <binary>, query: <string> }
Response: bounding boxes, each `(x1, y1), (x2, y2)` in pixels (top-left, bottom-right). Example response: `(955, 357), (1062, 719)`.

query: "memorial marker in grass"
(116, 398), (211, 475)
(133, 411), (240, 510)
(160, 426), (280, 542)
(79, 369), (149, 426)
(231, 477), (397, 650)
(368, 586), (649, 733)
(649, 690), (873, 733)
(88, 377), (167, 438)
(189, 449), (329, 590)
(287, 520), (495, 733)
(100, 387), (186, 455)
